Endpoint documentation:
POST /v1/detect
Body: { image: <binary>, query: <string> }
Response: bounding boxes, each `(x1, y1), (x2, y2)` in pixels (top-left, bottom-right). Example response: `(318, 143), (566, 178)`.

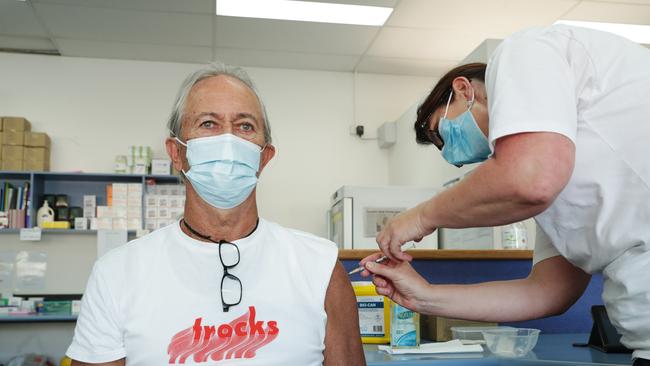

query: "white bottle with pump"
(501, 222), (528, 249)
(37, 200), (54, 228)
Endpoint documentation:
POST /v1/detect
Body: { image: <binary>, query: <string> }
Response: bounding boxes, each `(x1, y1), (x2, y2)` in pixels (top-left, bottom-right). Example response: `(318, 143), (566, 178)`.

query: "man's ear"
(165, 137), (186, 172)
(257, 144), (276, 176)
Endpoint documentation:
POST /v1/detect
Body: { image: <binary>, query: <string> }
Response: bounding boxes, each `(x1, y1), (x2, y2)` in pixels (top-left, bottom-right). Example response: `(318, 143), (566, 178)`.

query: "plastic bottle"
(390, 302), (420, 348)
(501, 222), (528, 249)
(36, 200), (54, 228)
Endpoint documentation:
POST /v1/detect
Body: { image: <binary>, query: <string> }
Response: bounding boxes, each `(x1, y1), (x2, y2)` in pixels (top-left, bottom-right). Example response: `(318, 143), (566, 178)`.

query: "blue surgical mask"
(176, 133), (263, 209)
(438, 88), (491, 167)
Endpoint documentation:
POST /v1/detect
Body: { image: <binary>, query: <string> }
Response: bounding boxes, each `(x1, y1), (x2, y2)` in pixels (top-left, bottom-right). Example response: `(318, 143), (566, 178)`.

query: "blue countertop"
(365, 334), (633, 365)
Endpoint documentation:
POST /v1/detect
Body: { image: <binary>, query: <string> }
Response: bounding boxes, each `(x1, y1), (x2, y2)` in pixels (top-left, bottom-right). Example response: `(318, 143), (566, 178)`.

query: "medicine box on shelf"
(0, 171), (180, 234)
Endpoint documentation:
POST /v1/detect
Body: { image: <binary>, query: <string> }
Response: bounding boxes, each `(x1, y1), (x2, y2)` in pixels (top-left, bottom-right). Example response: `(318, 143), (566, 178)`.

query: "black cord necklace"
(181, 218), (259, 244)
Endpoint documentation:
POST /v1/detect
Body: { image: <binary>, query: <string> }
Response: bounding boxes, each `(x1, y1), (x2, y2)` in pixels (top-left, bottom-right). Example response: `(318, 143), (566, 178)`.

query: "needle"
(348, 242), (416, 275)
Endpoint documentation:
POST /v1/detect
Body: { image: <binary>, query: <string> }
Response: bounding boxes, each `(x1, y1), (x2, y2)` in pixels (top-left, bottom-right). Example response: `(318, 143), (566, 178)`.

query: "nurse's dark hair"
(414, 62), (487, 145)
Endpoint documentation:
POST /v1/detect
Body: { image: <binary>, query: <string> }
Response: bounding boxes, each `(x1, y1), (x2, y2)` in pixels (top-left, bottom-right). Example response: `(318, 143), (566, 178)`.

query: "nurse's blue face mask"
(438, 86), (491, 167)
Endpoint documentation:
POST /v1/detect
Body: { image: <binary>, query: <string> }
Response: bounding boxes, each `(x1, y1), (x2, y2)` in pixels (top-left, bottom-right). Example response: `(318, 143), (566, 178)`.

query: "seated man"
(67, 62), (365, 365)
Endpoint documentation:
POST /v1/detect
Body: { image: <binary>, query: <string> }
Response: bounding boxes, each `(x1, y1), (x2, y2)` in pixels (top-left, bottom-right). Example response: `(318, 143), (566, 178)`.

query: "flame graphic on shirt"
(167, 306), (279, 363)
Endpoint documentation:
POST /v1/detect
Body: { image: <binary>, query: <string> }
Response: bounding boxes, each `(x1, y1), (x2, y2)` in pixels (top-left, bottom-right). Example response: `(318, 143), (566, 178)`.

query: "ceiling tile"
(215, 16), (379, 55)
(356, 55), (456, 76)
(31, 0), (213, 14)
(562, 1), (650, 24)
(33, 3), (212, 46)
(0, 35), (57, 52)
(388, 0), (579, 35)
(367, 27), (487, 61)
(0, 0), (50, 37)
(214, 47), (360, 72)
(55, 38), (212, 63)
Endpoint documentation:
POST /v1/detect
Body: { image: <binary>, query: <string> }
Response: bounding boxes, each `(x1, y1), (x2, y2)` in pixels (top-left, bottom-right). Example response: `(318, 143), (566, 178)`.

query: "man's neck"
(181, 186), (259, 243)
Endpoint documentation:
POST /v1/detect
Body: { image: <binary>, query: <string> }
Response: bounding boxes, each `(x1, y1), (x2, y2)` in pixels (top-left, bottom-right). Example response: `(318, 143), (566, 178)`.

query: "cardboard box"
(3, 145), (24, 161)
(23, 147), (50, 171)
(74, 217), (88, 230)
(83, 207), (95, 219)
(420, 315), (497, 342)
(151, 159), (171, 175)
(1, 160), (23, 171)
(96, 206), (112, 218)
(2, 131), (25, 146)
(83, 195), (96, 208)
(24, 146), (50, 161)
(24, 159), (50, 171)
(127, 206), (142, 218)
(156, 207), (171, 219)
(127, 218), (142, 230)
(145, 195), (157, 207)
(111, 206), (127, 218)
(24, 132), (51, 148)
(145, 219), (157, 231)
(113, 217), (127, 230)
(2, 117), (31, 132)
(97, 217), (113, 230)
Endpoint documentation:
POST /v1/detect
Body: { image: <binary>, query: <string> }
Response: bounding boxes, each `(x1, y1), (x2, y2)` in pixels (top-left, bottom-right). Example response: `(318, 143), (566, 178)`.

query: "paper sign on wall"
(20, 228), (42, 241)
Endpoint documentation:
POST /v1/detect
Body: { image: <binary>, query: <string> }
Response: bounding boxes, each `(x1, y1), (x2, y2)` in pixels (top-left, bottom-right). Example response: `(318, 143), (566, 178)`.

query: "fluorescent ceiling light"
(556, 20), (650, 44)
(216, 0), (393, 26)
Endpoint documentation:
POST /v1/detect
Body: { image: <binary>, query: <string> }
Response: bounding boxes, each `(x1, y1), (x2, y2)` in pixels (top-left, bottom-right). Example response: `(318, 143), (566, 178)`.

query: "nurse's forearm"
(416, 256), (591, 322)
(420, 280), (549, 322)
(420, 132), (575, 229)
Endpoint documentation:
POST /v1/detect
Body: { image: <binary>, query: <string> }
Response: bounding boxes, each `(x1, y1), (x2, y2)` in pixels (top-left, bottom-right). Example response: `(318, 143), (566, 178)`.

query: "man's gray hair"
(167, 61), (272, 144)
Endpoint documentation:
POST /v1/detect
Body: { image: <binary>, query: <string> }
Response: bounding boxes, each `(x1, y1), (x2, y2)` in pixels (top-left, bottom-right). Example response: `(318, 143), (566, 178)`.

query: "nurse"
(360, 24), (650, 365)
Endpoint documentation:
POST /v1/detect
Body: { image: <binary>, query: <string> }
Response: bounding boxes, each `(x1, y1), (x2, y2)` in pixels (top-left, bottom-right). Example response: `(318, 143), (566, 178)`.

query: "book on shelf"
(0, 181), (30, 229)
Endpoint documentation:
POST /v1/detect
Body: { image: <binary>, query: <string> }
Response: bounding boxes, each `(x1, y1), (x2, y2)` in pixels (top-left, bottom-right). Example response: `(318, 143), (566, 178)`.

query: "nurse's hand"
(359, 254), (431, 313)
(376, 203), (435, 262)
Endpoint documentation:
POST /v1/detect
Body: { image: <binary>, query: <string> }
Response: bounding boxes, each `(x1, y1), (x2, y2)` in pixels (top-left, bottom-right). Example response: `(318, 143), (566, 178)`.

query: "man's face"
(167, 75), (275, 174)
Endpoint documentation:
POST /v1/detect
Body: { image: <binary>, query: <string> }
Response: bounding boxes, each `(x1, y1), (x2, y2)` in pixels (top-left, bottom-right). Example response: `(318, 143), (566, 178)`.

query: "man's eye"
(240, 123), (254, 132)
(200, 121), (216, 128)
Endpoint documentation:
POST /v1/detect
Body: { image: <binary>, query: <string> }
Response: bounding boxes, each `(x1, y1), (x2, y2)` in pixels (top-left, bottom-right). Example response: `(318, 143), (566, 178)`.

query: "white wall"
(0, 52), (433, 292)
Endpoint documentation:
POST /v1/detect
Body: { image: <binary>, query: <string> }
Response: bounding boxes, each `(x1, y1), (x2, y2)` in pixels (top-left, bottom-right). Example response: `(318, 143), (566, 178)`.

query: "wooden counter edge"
(338, 249), (533, 260)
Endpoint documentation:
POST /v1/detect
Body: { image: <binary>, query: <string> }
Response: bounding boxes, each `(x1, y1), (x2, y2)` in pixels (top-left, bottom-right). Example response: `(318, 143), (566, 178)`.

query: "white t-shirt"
(486, 25), (650, 359)
(67, 219), (338, 365)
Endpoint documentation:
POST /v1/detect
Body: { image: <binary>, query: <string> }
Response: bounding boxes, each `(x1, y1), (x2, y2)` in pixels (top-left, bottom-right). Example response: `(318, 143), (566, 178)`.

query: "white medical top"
(486, 25), (650, 359)
(67, 219), (338, 365)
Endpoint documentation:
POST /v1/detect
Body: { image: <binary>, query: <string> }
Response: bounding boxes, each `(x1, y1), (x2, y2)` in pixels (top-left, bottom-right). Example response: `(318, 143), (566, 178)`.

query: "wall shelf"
(1, 170), (181, 231)
(338, 249), (533, 260)
(0, 229), (137, 235)
(0, 314), (77, 323)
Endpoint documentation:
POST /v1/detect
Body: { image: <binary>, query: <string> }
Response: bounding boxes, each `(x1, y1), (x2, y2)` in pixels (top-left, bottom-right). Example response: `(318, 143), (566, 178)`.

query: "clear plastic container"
(451, 326), (515, 344)
(481, 328), (540, 358)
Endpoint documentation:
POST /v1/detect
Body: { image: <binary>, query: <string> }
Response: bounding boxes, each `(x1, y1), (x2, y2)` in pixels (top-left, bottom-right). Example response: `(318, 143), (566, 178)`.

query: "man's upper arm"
(323, 261), (365, 366)
(71, 358), (125, 366)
